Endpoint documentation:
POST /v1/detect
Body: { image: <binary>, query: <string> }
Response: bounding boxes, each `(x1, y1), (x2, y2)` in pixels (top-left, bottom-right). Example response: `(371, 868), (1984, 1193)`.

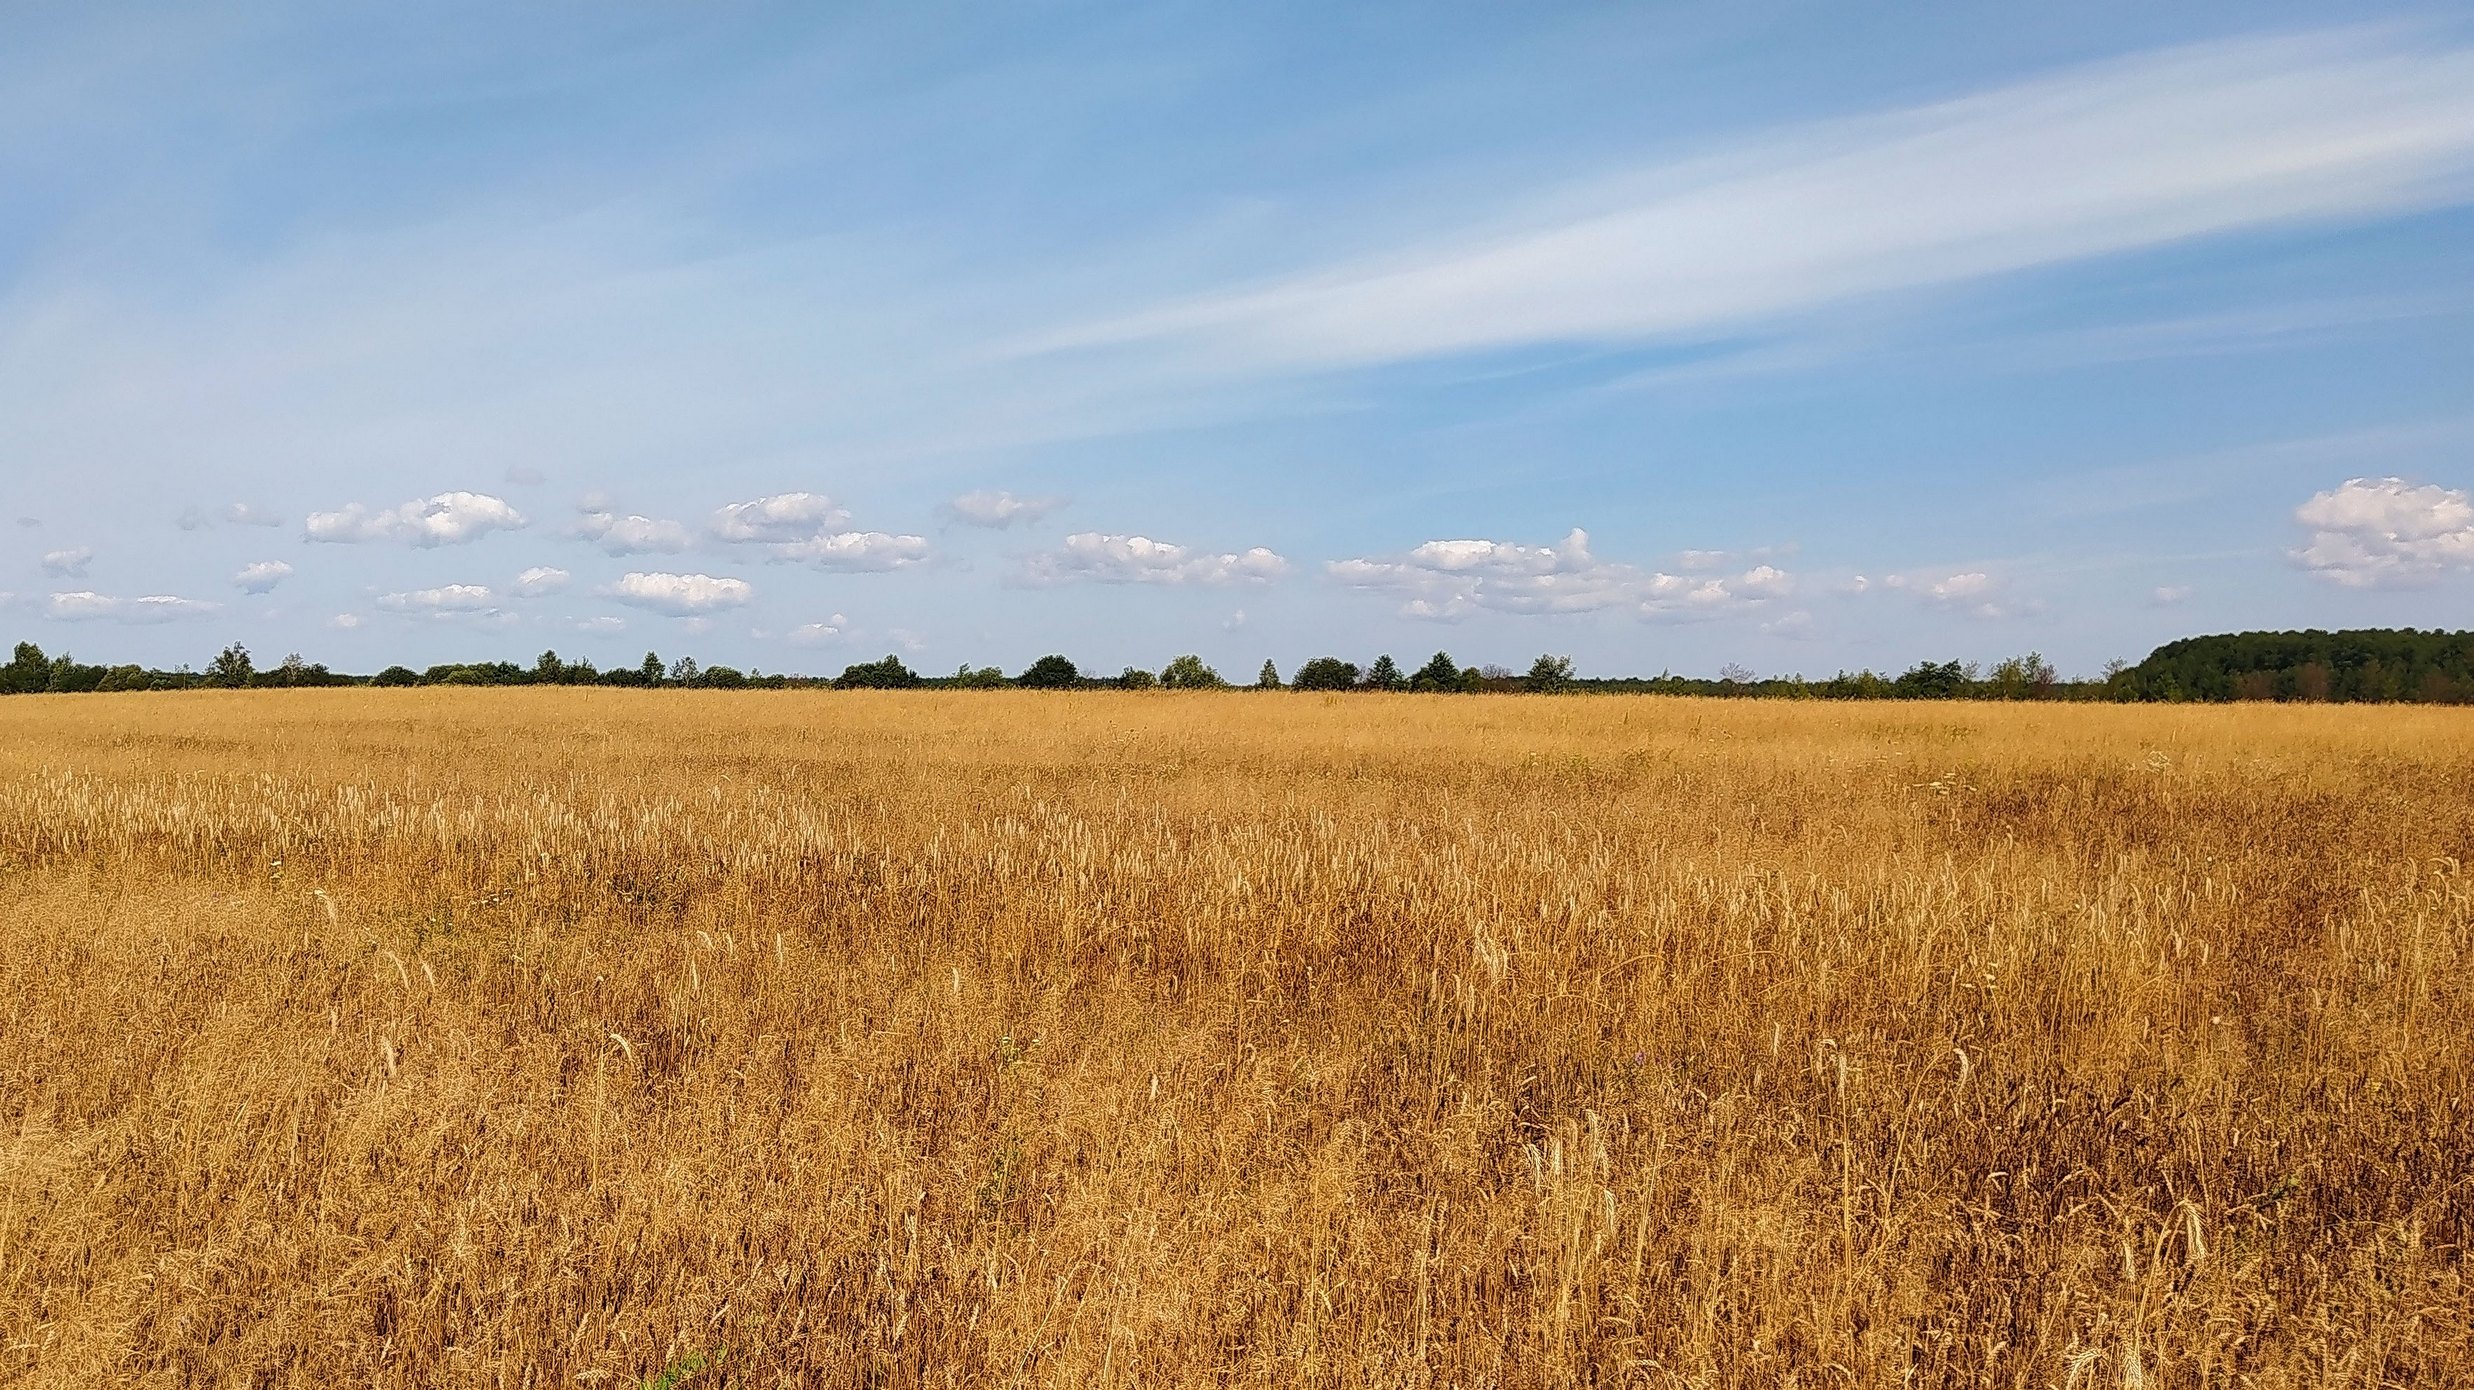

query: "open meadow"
(2, 690), (2469, 1388)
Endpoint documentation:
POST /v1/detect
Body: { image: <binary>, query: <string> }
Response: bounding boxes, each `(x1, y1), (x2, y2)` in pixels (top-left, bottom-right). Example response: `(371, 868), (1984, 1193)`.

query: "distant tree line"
(2108, 629), (2474, 704)
(6, 629), (2472, 702)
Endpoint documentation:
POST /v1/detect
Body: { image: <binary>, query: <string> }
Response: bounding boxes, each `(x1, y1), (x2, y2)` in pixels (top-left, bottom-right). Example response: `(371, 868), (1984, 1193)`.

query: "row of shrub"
(0, 644), (1555, 694)
(0, 644), (1969, 697)
(8, 630), (2473, 701)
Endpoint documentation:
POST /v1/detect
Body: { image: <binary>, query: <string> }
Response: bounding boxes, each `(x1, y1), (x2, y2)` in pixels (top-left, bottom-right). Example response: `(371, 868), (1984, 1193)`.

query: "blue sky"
(5, 3), (2472, 680)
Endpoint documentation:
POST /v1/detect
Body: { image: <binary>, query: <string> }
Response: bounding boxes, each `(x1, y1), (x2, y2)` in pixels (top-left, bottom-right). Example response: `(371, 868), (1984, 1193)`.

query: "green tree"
(949, 663), (1007, 689)
(207, 643), (254, 689)
(1893, 660), (1969, 699)
(2, 642), (49, 694)
(44, 653), (105, 693)
(1822, 669), (1892, 700)
(1363, 654), (1404, 691)
(1019, 655), (1080, 689)
(669, 656), (701, 685)
(640, 652), (666, 686)
(835, 655), (921, 689)
(1524, 654), (1575, 694)
(1159, 654), (1224, 689)
(2120, 629), (2474, 705)
(534, 650), (567, 684)
(2295, 662), (2333, 702)
(1987, 651), (2057, 700)
(1255, 659), (1282, 690)
(1410, 651), (1463, 692)
(1292, 657), (1358, 691)
(373, 665), (421, 688)
(1117, 666), (1157, 690)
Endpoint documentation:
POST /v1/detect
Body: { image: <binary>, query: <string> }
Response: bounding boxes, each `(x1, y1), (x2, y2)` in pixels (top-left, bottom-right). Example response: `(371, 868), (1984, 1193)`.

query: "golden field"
(1, 690), (2468, 1388)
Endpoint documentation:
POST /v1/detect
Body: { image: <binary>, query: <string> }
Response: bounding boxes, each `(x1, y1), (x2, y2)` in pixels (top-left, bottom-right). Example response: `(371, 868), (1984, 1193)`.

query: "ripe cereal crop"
(1, 689), (2468, 1387)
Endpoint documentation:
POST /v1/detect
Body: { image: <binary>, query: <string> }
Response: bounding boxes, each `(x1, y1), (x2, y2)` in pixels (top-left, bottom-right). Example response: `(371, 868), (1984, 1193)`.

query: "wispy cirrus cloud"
(1031, 30), (2474, 374)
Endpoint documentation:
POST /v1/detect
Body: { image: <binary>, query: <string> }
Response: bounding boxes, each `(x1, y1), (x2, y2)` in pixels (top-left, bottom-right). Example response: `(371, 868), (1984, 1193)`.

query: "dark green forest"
(2107, 629), (2474, 703)
(4, 629), (2471, 702)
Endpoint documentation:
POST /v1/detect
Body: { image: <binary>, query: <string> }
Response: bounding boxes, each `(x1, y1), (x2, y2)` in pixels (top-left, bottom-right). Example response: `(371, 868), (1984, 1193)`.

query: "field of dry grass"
(1, 689), (2468, 1387)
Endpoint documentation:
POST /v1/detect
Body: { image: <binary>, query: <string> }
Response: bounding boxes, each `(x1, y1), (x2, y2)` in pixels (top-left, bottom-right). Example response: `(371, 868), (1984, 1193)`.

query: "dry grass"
(1, 689), (2468, 1388)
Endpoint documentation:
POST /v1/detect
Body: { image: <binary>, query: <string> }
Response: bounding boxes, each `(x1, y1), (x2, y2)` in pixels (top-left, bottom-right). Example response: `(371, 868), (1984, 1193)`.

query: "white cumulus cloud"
(945, 489), (1065, 529)
(224, 503), (284, 527)
(1329, 528), (1786, 620)
(40, 548), (92, 577)
(576, 508), (695, 555)
(375, 584), (500, 614)
(46, 591), (218, 623)
(603, 571), (754, 615)
(1882, 569), (2017, 618)
(513, 565), (571, 596)
(306, 492), (526, 547)
(771, 530), (931, 571)
(1762, 610), (1819, 639)
(2292, 476), (2474, 587)
(711, 493), (852, 543)
(1734, 564), (1794, 599)
(708, 494), (928, 570)
(789, 613), (851, 644)
(1925, 572), (1995, 601)
(233, 561), (293, 594)
(1022, 533), (1289, 586)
